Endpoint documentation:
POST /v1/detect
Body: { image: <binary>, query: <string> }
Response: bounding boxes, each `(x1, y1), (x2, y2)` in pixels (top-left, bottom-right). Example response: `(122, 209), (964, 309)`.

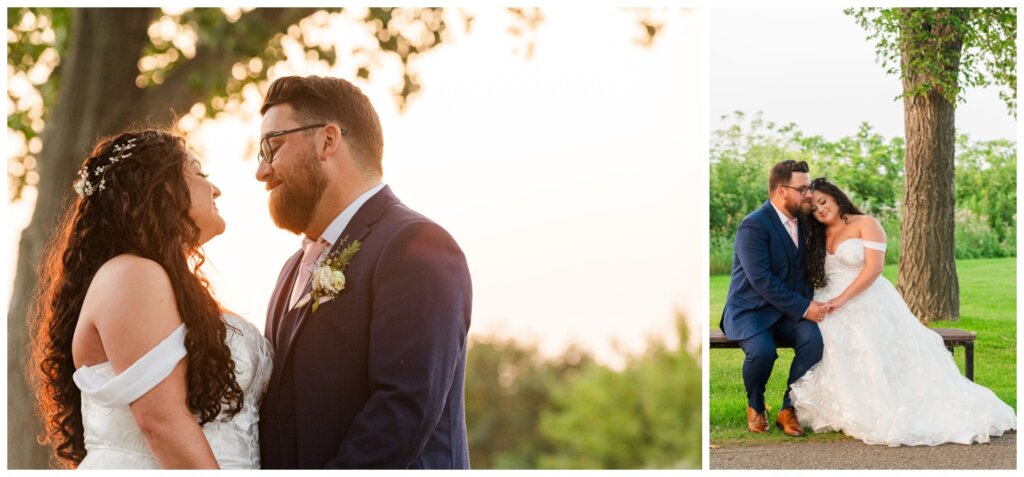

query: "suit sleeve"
(734, 218), (811, 321)
(326, 221), (471, 469)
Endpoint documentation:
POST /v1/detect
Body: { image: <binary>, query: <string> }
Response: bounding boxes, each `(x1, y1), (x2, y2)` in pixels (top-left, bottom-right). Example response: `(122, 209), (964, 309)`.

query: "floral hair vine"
(73, 137), (139, 198)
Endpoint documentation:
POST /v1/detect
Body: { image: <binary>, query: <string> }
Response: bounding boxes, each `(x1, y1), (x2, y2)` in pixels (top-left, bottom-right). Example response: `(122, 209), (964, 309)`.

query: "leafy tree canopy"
(846, 7), (1016, 114)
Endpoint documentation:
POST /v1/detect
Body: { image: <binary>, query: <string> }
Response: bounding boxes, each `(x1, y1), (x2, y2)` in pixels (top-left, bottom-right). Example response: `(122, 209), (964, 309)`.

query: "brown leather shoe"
(776, 407), (805, 436)
(746, 406), (768, 433)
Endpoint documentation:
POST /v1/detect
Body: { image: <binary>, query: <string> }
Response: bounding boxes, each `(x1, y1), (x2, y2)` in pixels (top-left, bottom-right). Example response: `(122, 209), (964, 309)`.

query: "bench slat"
(709, 328), (976, 381)
(709, 328), (974, 346)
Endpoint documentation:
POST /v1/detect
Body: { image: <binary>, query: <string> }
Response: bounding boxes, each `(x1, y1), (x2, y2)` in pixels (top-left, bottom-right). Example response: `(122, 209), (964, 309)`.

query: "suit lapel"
(268, 251), (302, 348)
(761, 201), (797, 259)
(279, 185), (401, 359)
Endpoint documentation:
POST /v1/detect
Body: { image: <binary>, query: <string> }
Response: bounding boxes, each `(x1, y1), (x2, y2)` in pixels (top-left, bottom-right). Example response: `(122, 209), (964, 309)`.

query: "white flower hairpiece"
(73, 137), (138, 198)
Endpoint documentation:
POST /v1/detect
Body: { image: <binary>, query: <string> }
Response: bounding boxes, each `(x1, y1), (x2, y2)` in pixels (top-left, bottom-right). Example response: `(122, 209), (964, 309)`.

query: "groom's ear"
(320, 123), (344, 159)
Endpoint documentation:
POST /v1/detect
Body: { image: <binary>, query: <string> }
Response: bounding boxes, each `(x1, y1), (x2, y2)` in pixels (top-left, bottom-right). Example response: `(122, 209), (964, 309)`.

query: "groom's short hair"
(261, 76), (384, 176)
(768, 160), (809, 195)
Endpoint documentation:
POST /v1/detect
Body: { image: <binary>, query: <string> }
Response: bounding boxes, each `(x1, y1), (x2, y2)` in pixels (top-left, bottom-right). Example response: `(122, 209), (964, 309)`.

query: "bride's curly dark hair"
(805, 177), (864, 289)
(29, 129), (243, 467)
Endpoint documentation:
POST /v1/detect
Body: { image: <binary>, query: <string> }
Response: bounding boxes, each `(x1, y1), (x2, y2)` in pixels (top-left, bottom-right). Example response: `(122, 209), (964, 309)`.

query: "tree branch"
(137, 8), (323, 123)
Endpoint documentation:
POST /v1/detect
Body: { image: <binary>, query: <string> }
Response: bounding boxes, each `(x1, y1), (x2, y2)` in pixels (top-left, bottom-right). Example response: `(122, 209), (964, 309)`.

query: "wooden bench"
(710, 328), (977, 381)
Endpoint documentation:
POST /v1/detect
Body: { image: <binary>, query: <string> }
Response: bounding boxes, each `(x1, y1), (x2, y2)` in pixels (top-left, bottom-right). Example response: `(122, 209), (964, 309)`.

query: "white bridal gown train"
(789, 239), (1016, 446)
(73, 314), (272, 468)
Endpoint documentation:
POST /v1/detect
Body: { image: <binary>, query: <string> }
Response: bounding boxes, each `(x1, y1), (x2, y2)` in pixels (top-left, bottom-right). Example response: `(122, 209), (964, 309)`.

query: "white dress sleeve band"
(862, 240), (887, 252)
(73, 324), (187, 407)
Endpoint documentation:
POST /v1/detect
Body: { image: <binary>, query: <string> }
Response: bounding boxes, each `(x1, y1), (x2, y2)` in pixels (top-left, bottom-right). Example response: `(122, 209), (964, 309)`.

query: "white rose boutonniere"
(306, 238), (361, 314)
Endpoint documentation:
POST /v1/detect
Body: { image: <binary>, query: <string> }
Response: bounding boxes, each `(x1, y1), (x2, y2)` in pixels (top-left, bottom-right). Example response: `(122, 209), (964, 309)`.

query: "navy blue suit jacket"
(720, 201), (813, 341)
(259, 186), (472, 469)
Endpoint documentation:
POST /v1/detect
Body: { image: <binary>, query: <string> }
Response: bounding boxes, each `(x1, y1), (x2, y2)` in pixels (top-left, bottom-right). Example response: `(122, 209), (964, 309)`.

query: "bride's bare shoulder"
(92, 255), (171, 291)
(83, 255), (183, 372)
(851, 215), (886, 240)
(847, 214), (881, 226)
(85, 255), (178, 322)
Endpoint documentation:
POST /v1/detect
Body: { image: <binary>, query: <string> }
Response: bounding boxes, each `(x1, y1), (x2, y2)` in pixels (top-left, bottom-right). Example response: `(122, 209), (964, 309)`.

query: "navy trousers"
(737, 317), (823, 412)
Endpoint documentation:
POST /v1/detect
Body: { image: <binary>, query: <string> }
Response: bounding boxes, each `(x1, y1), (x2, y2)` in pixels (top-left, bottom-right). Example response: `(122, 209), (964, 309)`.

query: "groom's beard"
(787, 199), (812, 218)
(268, 148), (328, 235)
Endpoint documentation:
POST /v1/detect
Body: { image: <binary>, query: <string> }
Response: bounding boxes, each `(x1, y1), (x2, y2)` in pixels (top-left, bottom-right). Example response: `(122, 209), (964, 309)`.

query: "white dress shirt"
(770, 201), (810, 317)
(312, 182), (387, 246)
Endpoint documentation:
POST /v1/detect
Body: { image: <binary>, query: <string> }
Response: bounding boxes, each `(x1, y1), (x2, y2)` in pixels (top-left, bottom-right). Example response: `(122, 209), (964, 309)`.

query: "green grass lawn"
(709, 257), (1017, 445)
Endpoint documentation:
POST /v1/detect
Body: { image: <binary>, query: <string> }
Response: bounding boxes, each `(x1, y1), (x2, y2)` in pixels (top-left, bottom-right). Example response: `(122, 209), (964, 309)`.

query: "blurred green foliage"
(465, 314), (701, 469)
(709, 112), (1016, 274)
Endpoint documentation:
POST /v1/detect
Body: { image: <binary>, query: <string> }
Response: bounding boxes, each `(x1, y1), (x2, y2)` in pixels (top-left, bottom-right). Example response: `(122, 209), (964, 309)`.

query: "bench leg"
(964, 342), (974, 382)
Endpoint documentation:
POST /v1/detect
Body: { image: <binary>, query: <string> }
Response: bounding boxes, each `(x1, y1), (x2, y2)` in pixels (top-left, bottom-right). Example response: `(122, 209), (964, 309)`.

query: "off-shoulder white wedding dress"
(72, 314), (272, 468)
(790, 239), (1016, 446)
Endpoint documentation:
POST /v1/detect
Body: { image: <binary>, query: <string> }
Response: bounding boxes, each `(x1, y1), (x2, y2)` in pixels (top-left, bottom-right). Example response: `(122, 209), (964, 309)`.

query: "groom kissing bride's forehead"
(256, 75), (473, 469)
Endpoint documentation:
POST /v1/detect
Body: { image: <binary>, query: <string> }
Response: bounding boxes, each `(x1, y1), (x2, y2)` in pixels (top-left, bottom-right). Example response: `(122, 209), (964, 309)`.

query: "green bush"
(465, 315), (702, 469)
(538, 315), (701, 469)
(955, 208), (1016, 259)
(709, 236), (734, 275)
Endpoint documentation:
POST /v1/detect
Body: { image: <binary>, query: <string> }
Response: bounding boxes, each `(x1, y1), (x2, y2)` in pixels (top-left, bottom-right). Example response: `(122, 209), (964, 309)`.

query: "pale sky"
(7, 7), (706, 368)
(711, 8), (1016, 141)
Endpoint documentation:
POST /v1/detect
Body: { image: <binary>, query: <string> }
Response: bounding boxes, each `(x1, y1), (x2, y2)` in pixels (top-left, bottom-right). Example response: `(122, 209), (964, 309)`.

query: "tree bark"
(8, 9), (156, 468)
(896, 8), (963, 323)
(7, 8), (319, 468)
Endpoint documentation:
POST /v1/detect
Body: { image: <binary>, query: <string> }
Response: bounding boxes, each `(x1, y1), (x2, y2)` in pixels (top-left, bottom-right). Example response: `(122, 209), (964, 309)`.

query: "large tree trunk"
(8, 9), (159, 468)
(896, 8), (964, 323)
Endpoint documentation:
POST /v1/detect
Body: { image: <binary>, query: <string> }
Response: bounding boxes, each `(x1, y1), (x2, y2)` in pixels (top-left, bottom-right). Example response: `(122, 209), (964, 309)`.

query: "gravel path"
(710, 432), (1015, 469)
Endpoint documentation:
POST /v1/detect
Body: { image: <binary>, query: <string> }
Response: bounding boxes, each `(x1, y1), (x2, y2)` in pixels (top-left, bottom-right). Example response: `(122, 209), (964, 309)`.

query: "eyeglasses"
(781, 185), (812, 196)
(258, 123), (347, 166)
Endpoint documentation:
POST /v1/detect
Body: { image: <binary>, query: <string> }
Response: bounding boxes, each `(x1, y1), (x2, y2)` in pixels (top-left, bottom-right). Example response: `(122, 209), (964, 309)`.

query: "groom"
(720, 160), (826, 437)
(256, 75), (472, 468)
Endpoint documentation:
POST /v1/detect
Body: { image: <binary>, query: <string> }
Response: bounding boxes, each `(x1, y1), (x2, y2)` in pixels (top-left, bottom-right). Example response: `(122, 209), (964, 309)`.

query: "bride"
(789, 177), (1016, 446)
(30, 130), (271, 468)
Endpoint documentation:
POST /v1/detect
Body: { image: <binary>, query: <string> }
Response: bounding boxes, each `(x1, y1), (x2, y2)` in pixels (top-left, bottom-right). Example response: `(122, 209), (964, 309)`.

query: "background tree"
(847, 7), (1016, 322)
(464, 314), (701, 469)
(538, 314), (701, 469)
(464, 337), (593, 468)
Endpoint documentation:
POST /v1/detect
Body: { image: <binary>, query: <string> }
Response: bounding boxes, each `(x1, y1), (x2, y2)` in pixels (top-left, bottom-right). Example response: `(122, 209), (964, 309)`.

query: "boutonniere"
(300, 238), (361, 313)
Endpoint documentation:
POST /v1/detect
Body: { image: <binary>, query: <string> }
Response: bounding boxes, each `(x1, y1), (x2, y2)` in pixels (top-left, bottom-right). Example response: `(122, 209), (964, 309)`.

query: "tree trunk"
(7, 8), (161, 468)
(896, 8), (963, 323)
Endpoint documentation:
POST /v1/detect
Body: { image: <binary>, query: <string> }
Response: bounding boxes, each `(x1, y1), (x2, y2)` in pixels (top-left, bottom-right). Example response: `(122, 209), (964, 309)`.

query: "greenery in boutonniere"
(309, 238), (361, 314)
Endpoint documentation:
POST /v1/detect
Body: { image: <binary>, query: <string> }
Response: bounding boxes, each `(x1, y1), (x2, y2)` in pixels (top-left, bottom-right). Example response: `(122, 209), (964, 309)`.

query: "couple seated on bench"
(719, 161), (1015, 446)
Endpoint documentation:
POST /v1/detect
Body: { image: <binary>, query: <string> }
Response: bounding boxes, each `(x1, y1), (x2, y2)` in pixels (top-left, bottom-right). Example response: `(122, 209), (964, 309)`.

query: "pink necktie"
(290, 238), (330, 309)
(785, 218), (798, 247)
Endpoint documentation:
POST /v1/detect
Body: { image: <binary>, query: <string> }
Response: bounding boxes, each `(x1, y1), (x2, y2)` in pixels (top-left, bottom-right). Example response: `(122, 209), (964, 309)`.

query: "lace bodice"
(74, 314), (272, 469)
(819, 238), (886, 297)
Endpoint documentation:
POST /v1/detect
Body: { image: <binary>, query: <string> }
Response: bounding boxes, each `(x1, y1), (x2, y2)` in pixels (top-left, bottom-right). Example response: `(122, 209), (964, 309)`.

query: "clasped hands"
(805, 299), (839, 322)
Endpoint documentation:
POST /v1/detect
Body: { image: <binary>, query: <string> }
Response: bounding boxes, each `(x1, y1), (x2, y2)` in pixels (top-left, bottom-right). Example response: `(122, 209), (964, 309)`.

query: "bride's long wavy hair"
(805, 177), (864, 289)
(29, 129), (243, 467)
